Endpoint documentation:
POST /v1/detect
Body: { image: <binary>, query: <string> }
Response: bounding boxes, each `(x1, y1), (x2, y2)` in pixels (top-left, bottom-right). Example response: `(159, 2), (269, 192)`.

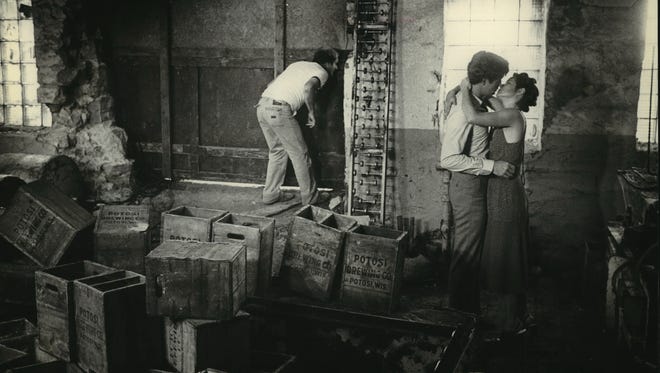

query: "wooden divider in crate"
(212, 213), (275, 296)
(340, 225), (407, 314)
(0, 318), (37, 358)
(0, 344), (30, 371)
(35, 261), (114, 362)
(94, 205), (154, 274)
(280, 205), (357, 301)
(145, 240), (247, 320)
(0, 181), (95, 267)
(74, 270), (146, 373)
(164, 311), (250, 373)
(161, 206), (227, 242)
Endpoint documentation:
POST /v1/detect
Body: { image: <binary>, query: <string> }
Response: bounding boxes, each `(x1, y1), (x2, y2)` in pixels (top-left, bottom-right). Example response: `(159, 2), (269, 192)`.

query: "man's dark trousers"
(447, 172), (487, 314)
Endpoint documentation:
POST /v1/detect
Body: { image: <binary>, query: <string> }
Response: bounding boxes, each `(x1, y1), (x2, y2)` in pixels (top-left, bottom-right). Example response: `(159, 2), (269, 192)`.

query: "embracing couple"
(439, 51), (539, 336)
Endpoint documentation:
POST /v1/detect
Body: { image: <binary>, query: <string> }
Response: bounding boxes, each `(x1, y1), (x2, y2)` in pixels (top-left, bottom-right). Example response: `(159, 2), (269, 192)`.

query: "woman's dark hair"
(467, 51), (509, 84)
(513, 72), (539, 112)
(313, 48), (338, 65)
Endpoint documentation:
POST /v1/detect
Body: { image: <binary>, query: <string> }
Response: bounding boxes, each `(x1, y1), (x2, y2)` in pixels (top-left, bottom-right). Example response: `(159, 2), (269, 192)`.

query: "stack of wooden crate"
(33, 261), (147, 372)
(146, 205), (253, 372)
(212, 213), (275, 296)
(93, 204), (155, 274)
(280, 205), (408, 315)
(280, 205), (358, 301)
(0, 181), (95, 267)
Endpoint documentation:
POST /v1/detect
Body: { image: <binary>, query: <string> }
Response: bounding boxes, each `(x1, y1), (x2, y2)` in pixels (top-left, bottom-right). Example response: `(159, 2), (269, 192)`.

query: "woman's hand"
(443, 89), (459, 119)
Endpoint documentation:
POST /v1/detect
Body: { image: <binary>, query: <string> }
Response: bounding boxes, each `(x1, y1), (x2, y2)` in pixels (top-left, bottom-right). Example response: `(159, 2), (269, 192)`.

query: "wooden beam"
(274, 0), (286, 77)
(159, 0), (173, 179)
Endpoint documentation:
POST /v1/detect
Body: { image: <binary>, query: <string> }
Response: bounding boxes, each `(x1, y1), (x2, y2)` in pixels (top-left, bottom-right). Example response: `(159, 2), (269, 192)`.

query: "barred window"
(635, 0), (657, 148)
(0, 0), (51, 127)
(441, 0), (548, 152)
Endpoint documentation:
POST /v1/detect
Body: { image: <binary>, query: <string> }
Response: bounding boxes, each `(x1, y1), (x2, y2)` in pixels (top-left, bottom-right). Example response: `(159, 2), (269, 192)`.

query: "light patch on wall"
(635, 0), (658, 148)
(440, 0), (549, 153)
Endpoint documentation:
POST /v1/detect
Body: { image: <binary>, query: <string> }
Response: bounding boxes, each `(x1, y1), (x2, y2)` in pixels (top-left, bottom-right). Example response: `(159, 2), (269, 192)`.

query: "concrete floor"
(147, 181), (649, 373)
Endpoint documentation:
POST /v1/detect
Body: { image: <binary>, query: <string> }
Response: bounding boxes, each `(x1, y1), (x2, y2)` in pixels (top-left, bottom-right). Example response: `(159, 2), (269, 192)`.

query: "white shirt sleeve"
(439, 95), (494, 175)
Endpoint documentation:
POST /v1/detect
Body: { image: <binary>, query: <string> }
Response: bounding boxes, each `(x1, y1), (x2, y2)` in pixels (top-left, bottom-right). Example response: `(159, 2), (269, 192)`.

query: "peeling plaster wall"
(0, 0), (134, 203)
(525, 0), (649, 273)
(390, 0), (445, 231)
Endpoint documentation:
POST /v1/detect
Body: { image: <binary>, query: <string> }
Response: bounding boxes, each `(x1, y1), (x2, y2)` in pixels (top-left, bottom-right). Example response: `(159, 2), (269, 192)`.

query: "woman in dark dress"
(459, 73), (539, 334)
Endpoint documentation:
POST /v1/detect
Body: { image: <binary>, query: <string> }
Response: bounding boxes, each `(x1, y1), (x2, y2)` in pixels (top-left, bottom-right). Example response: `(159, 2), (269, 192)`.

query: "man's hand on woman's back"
(493, 160), (515, 178)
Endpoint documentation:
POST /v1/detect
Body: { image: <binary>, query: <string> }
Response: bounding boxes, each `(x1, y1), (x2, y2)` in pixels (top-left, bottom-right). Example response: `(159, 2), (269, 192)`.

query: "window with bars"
(0, 0), (51, 127)
(635, 0), (657, 148)
(441, 0), (548, 152)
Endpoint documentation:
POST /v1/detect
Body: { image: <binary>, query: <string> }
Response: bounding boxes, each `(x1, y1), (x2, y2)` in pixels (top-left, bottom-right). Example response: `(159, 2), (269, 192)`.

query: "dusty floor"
(146, 181), (650, 373)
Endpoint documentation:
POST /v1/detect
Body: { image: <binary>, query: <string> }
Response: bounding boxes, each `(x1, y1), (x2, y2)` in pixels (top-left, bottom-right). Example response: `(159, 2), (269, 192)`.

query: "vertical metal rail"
(379, 2), (394, 223)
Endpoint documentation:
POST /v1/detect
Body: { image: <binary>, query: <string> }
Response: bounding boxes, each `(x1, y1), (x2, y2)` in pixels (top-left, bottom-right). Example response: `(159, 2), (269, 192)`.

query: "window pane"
(445, 0), (471, 21)
(471, 0), (495, 21)
(519, 0), (544, 21)
(493, 0), (520, 21)
(472, 21), (518, 46)
(636, 118), (658, 143)
(518, 21), (544, 46)
(444, 46), (484, 69)
(637, 96), (658, 118)
(445, 21), (472, 46)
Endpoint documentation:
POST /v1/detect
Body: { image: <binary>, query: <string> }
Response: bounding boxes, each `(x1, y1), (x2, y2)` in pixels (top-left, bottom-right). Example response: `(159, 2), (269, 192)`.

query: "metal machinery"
(606, 167), (658, 369)
(347, 0), (395, 225)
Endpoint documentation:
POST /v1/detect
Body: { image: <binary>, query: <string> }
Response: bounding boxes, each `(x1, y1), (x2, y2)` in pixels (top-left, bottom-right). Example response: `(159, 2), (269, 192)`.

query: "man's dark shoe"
(310, 191), (330, 206)
(263, 192), (296, 205)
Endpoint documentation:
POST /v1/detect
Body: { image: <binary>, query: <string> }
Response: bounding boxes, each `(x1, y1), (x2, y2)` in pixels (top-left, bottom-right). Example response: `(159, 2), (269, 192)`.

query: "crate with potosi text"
(94, 205), (154, 273)
(280, 205), (357, 301)
(35, 260), (114, 362)
(340, 225), (407, 314)
(0, 181), (94, 267)
(74, 270), (146, 373)
(160, 206), (227, 242)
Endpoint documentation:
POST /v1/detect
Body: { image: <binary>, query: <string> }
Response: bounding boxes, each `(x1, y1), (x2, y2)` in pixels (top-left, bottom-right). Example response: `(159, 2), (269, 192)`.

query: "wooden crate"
(145, 240), (247, 319)
(279, 206), (357, 301)
(0, 261), (39, 307)
(164, 311), (250, 373)
(74, 271), (146, 373)
(212, 213), (275, 296)
(0, 319), (37, 357)
(160, 206), (227, 242)
(35, 261), (114, 362)
(0, 181), (95, 267)
(93, 204), (154, 273)
(339, 225), (407, 314)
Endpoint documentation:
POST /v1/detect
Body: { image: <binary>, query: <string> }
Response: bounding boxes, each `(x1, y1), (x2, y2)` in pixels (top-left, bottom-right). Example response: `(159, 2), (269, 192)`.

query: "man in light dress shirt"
(257, 48), (339, 205)
(439, 51), (514, 314)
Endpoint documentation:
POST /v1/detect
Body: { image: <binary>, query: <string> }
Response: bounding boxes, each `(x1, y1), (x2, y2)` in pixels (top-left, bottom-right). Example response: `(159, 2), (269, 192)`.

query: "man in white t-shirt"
(257, 48), (339, 205)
